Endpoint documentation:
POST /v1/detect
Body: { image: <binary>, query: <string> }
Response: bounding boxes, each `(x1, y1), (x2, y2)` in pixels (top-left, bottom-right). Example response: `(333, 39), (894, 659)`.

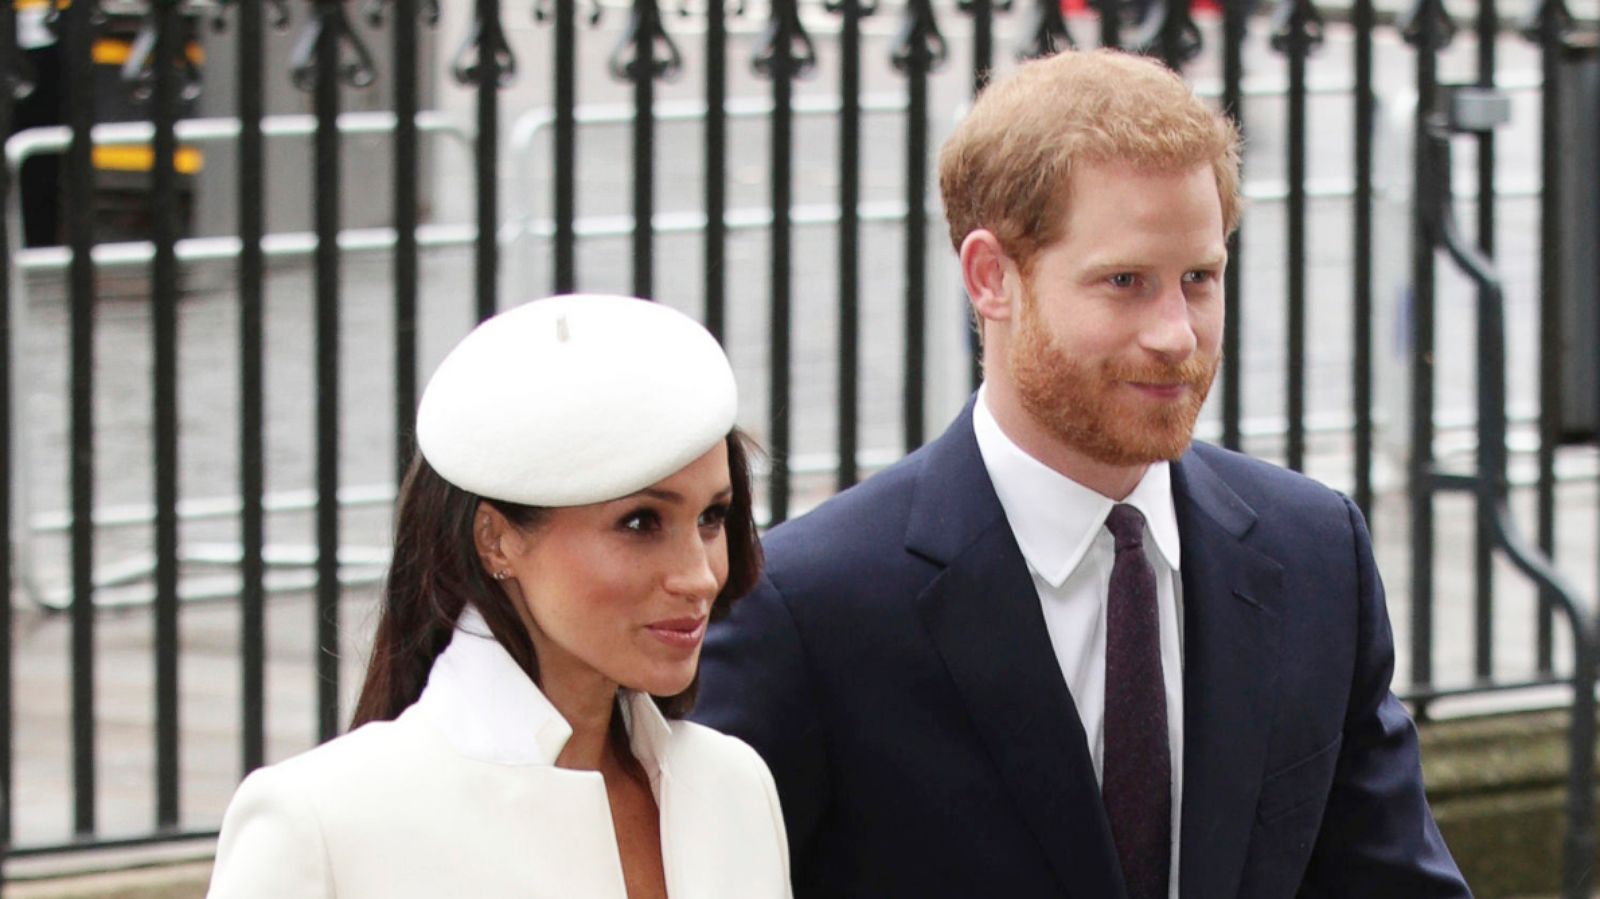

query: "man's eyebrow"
(1079, 252), (1228, 273)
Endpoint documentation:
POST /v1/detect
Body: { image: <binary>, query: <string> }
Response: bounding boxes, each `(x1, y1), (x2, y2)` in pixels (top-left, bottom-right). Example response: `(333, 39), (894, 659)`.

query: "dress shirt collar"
(973, 385), (1182, 588)
(416, 605), (674, 781)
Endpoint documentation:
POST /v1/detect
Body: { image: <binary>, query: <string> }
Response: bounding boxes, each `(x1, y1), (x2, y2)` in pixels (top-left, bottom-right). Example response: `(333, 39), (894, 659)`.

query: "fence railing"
(2, 0), (1598, 894)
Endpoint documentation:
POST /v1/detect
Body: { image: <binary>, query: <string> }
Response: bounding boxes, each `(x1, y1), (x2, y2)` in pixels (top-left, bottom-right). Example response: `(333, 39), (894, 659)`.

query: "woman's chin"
(627, 663), (698, 700)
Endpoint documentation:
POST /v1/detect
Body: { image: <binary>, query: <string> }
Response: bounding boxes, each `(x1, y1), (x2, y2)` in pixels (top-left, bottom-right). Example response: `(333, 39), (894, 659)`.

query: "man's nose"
(1139, 282), (1199, 361)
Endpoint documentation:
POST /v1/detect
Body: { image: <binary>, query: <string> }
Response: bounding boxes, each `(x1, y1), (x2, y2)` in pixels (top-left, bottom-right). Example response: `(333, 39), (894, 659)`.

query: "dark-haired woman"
(208, 295), (790, 899)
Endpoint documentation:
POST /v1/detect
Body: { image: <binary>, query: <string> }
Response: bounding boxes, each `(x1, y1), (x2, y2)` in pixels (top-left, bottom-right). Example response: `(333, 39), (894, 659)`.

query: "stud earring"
(493, 570), (510, 581)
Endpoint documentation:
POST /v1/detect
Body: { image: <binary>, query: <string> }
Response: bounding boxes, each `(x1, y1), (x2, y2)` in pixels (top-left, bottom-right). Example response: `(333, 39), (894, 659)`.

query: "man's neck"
(982, 382), (1149, 501)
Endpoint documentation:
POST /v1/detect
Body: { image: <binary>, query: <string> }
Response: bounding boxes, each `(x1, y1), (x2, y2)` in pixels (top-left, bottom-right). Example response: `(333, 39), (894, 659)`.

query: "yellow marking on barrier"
(93, 39), (205, 67)
(93, 145), (204, 175)
(92, 39), (129, 65)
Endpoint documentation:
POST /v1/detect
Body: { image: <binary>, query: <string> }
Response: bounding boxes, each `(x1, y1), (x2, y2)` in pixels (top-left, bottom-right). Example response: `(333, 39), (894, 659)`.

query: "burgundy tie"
(1101, 504), (1171, 899)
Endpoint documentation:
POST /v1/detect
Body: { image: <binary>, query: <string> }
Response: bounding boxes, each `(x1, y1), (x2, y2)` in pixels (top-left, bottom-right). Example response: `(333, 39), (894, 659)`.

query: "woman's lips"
(647, 616), (707, 649)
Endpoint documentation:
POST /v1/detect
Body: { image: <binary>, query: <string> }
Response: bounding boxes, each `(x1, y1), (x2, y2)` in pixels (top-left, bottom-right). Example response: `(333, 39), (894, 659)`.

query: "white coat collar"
(973, 385), (1182, 588)
(415, 606), (676, 781)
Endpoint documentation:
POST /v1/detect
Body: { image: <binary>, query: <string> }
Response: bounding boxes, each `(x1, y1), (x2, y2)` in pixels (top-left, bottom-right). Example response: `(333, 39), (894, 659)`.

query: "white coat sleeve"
(756, 749), (796, 899)
(207, 765), (334, 899)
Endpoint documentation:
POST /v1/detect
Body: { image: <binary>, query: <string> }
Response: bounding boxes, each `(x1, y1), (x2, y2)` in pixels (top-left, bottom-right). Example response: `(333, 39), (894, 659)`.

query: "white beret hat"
(415, 294), (738, 507)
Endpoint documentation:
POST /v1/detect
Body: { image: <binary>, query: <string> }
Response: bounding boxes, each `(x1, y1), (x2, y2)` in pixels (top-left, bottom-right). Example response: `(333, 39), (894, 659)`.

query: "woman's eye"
(619, 509), (662, 533)
(699, 504), (730, 530)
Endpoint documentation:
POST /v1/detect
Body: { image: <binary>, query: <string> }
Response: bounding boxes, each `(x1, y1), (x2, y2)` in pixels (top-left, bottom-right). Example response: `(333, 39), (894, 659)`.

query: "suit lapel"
(908, 403), (1126, 899)
(1172, 450), (1284, 899)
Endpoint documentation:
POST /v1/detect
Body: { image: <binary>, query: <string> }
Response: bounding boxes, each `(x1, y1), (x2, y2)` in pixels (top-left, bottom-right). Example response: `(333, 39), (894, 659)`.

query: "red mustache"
(1102, 353), (1218, 390)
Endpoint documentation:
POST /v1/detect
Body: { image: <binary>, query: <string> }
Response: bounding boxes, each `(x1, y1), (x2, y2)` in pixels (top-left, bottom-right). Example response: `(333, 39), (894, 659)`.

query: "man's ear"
(959, 229), (1018, 326)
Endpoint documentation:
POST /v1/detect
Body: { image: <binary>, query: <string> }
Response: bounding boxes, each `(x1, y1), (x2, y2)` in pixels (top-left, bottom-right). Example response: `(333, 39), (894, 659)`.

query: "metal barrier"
(5, 110), (473, 610)
(0, 1), (1597, 895)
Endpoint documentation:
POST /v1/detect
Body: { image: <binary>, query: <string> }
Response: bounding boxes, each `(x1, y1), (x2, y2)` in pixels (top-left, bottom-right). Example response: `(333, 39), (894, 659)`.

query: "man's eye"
(620, 509), (662, 533)
(1183, 270), (1216, 284)
(1108, 273), (1138, 288)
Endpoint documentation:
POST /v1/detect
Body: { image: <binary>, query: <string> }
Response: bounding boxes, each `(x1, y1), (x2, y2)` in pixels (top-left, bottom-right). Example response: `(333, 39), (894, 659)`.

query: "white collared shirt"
(973, 386), (1185, 899)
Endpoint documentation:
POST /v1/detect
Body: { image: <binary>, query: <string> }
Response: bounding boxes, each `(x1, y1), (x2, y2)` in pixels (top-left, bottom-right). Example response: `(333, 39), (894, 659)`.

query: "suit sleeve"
(207, 765), (334, 899)
(695, 571), (829, 872)
(1298, 497), (1472, 898)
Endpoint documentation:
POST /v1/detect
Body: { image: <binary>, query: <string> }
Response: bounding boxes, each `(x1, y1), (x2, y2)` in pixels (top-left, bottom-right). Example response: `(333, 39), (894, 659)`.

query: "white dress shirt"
(973, 386), (1185, 899)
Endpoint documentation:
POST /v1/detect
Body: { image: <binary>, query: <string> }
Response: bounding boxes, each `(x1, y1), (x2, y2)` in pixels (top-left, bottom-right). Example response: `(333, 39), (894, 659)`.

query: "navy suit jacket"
(695, 401), (1470, 898)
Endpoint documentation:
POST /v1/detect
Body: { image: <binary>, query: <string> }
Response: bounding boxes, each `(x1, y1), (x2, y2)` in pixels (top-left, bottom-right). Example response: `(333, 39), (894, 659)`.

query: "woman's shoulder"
(664, 718), (765, 766)
(265, 714), (423, 780)
(662, 718), (781, 799)
(226, 710), (441, 818)
(209, 716), (425, 898)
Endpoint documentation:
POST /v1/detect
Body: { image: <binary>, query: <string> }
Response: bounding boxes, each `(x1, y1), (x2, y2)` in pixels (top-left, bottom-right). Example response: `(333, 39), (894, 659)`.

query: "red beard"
(1007, 304), (1218, 468)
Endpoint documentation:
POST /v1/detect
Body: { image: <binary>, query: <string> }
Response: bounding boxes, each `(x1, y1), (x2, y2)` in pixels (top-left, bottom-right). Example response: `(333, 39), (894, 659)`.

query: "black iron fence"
(1, 0), (1598, 894)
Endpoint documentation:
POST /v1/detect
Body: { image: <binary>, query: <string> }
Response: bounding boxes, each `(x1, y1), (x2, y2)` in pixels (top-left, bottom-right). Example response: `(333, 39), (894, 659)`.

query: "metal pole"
(63, 0), (100, 836)
(311, 0), (344, 743)
(237, 0), (268, 779)
(1402, 0), (1448, 707)
(1473, 0), (1499, 684)
(1352, 0), (1375, 519)
(0, 0), (18, 868)
(553, 0), (576, 293)
(475, 0), (500, 320)
(705, 0), (727, 340)
(900, 1), (939, 455)
(148, 0), (183, 829)
(394, 0), (422, 473)
(1221, 0), (1245, 452)
(838, 0), (862, 489)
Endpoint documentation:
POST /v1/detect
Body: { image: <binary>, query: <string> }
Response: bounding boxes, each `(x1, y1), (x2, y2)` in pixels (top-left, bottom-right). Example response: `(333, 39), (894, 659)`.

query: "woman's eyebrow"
(631, 485), (734, 504)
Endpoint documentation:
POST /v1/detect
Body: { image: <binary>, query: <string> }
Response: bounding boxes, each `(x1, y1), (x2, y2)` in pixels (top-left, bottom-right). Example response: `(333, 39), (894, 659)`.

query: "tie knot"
(1104, 504), (1147, 553)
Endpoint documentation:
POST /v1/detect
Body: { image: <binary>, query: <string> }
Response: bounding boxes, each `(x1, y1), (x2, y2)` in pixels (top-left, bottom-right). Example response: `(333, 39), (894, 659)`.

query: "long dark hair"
(351, 432), (763, 727)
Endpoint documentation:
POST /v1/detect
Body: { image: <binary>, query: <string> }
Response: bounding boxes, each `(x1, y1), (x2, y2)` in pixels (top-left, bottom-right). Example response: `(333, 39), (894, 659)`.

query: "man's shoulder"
(757, 440), (952, 599)
(1184, 441), (1353, 512)
(1181, 441), (1366, 563)
(765, 441), (931, 549)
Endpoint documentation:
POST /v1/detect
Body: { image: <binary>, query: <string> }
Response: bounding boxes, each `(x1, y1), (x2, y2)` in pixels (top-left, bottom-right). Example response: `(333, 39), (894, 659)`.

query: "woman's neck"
(546, 672), (626, 773)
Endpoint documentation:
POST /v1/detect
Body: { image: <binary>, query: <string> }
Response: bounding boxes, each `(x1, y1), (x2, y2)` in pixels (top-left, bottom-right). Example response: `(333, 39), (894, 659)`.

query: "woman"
(208, 294), (790, 898)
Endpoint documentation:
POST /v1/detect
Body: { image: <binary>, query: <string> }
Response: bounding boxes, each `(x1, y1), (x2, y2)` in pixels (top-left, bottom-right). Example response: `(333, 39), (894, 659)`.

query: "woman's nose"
(664, 535), (722, 601)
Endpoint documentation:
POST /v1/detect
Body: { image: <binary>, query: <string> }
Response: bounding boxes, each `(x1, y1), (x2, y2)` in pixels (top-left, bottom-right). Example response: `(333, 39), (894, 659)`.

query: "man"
(694, 49), (1470, 899)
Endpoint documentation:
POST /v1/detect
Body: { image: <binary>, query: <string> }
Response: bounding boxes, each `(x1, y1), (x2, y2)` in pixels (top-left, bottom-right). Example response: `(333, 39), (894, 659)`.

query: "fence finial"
(752, 0), (818, 79)
(451, 8), (518, 87)
(1518, 0), (1575, 45)
(891, 0), (950, 72)
(1015, 0), (1073, 60)
(609, 0), (684, 82)
(1269, 0), (1326, 54)
(1398, 0), (1457, 50)
(290, 2), (379, 92)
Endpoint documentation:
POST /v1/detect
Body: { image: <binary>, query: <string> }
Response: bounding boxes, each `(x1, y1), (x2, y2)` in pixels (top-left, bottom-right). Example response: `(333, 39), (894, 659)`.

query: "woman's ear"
(959, 229), (1019, 327)
(473, 502), (513, 580)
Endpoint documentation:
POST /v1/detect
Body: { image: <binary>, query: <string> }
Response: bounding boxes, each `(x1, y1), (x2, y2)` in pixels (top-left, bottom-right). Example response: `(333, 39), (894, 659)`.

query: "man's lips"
(646, 616), (707, 649)
(1126, 381), (1188, 400)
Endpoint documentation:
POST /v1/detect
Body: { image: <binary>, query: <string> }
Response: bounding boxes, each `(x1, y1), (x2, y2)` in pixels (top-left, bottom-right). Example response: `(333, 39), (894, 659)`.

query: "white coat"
(207, 610), (792, 898)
